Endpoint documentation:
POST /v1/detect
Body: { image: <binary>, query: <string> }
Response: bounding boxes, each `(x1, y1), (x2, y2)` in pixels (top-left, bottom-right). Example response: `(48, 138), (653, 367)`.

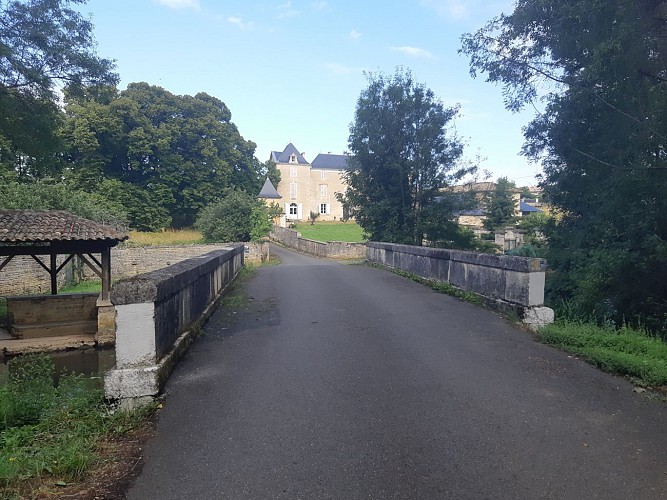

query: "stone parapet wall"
(366, 242), (553, 328)
(105, 244), (244, 404)
(1, 242), (267, 296)
(270, 226), (365, 259)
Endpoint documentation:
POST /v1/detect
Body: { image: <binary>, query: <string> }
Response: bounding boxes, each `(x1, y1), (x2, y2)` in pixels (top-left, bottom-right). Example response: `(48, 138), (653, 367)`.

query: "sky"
(79, 0), (542, 186)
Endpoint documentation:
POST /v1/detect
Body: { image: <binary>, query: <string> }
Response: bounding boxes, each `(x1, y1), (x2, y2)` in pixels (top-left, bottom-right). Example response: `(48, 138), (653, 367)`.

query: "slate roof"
(311, 153), (350, 170)
(519, 201), (542, 213)
(0, 210), (128, 244)
(257, 178), (282, 199)
(270, 143), (309, 164)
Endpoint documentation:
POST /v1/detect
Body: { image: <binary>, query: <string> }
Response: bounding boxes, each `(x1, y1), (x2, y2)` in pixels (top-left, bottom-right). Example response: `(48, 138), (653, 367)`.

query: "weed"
(124, 228), (204, 247)
(540, 321), (667, 387)
(0, 354), (156, 492)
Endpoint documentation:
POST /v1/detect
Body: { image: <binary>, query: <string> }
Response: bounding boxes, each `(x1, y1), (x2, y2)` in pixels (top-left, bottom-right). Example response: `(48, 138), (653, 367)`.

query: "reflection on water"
(0, 348), (116, 387)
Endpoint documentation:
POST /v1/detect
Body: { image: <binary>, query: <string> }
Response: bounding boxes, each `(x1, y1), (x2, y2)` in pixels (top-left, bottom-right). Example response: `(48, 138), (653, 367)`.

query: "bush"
(195, 189), (272, 242)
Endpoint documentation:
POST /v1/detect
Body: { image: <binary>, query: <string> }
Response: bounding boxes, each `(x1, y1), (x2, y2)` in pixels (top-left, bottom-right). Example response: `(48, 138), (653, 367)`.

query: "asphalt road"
(128, 245), (667, 499)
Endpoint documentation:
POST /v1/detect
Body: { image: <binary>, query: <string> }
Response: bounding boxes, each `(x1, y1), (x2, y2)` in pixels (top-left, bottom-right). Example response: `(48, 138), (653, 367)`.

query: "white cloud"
(311, 1), (328, 10)
(389, 46), (434, 58)
(349, 29), (362, 40)
(227, 16), (253, 30)
(154, 0), (200, 10)
(277, 1), (299, 18)
(324, 63), (364, 75)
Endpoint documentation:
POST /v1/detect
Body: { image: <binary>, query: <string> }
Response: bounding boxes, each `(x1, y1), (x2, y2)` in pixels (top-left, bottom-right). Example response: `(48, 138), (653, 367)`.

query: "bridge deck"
(128, 245), (667, 499)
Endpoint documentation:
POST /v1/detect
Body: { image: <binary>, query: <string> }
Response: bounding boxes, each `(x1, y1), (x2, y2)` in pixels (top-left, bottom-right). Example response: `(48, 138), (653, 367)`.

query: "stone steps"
(11, 320), (98, 339)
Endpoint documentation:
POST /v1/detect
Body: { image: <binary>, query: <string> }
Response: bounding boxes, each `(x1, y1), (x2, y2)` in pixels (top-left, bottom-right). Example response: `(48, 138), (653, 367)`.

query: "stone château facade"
(270, 143), (349, 224)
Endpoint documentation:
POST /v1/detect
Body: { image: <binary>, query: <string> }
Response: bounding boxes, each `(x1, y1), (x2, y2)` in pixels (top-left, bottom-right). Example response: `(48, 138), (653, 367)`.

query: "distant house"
(270, 143), (350, 225)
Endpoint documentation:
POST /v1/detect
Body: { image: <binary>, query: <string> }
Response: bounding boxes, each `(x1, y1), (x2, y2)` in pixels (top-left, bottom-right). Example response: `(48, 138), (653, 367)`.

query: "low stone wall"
(0, 242), (267, 296)
(104, 244), (244, 405)
(366, 242), (553, 328)
(270, 226), (365, 259)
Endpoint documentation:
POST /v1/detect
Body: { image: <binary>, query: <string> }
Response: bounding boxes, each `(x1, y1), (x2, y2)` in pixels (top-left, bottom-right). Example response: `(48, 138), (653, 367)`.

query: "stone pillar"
(96, 298), (116, 346)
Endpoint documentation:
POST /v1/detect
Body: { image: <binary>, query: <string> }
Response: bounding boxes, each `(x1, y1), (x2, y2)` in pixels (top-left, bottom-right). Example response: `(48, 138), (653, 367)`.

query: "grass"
(0, 354), (157, 498)
(539, 321), (667, 387)
(58, 280), (102, 294)
(292, 221), (366, 243)
(125, 228), (203, 247)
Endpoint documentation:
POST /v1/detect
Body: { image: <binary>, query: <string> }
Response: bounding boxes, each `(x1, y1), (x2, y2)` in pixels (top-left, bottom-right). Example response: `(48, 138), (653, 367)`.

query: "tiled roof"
(311, 153), (349, 170)
(270, 143), (309, 164)
(257, 178), (282, 199)
(519, 201), (542, 213)
(0, 210), (128, 244)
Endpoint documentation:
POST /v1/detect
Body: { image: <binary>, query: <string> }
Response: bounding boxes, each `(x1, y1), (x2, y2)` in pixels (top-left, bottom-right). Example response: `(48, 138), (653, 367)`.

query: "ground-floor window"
(289, 203), (298, 216)
(319, 203), (329, 215)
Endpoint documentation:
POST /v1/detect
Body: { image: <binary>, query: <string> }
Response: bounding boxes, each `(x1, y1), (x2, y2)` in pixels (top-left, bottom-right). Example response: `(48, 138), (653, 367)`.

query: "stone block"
(522, 306), (555, 330)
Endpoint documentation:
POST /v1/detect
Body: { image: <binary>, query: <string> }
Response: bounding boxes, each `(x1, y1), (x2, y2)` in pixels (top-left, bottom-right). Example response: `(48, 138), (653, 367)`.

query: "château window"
(290, 167), (297, 177)
(320, 184), (328, 197)
(320, 170), (327, 180)
(290, 182), (298, 199)
(290, 154), (297, 163)
(289, 203), (298, 216)
(319, 203), (329, 215)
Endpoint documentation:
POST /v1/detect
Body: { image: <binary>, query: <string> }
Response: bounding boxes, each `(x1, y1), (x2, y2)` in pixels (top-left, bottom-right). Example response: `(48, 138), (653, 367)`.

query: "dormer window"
(289, 153), (297, 163)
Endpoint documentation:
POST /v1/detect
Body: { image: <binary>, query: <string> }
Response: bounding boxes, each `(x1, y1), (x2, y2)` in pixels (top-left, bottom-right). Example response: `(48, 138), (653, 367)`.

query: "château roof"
(270, 143), (309, 165)
(311, 153), (349, 170)
(257, 178), (282, 199)
(0, 210), (128, 244)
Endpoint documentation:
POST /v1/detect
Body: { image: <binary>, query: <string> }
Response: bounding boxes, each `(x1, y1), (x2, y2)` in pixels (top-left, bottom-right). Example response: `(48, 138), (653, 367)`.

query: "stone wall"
(270, 226), (365, 259)
(366, 242), (553, 328)
(0, 242), (267, 296)
(105, 244), (244, 404)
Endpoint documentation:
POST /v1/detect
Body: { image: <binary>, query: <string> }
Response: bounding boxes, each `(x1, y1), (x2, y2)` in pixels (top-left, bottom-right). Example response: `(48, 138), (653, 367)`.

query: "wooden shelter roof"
(0, 210), (128, 244)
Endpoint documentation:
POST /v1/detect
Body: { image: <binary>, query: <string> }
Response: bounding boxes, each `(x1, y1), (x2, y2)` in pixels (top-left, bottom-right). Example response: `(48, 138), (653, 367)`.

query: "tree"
(461, 0), (667, 332)
(483, 177), (517, 231)
(62, 83), (274, 227)
(341, 68), (470, 246)
(195, 190), (271, 243)
(0, 0), (117, 177)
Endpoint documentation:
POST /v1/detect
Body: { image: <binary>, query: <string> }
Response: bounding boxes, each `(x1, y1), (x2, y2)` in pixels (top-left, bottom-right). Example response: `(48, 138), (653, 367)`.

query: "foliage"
(483, 177), (517, 231)
(308, 211), (320, 225)
(61, 82), (274, 227)
(461, 0), (667, 334)
(195, 190), (272, 243)
(506, 244), (537, 257)
(540, 321), (667, 387)
(0, 0), (117, 178)
(341, 68), (472, 246)
(0, 354), (155, 489)
(58, 280), (101, 294)
(97, 179), (171, 231)
(0, 179), (128, 228)
(293, 221), (366, 243)
(124, 229), (203, 247)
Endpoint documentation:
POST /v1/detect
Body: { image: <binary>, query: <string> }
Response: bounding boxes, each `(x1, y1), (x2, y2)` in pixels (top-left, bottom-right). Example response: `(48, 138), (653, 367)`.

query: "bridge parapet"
(366, 242), (553, 328)
(104, 245), (244, 406)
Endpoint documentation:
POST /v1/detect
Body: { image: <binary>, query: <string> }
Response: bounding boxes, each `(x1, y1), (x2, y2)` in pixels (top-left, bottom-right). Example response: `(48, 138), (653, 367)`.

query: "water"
(0, 348), (116, 387)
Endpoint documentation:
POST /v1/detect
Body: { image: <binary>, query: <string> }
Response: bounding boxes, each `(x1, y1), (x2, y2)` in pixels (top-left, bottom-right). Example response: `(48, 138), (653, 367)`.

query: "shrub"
(195, 189), (272, 242)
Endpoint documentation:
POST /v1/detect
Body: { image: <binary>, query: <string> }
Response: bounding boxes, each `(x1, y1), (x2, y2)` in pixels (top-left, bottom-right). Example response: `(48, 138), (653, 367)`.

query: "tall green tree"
(483, 177), (518, 231)
(461, 0), (667, 332)
(62, 83), (276, 227)
(0, 0), (117, 178)
(341, 68), (470, 246)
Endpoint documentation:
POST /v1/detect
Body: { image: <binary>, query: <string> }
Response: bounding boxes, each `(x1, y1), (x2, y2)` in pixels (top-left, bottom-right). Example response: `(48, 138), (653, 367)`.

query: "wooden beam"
(30, 255), (51, 274)
(0, 255), (14, 272)
(87, 253), (102, 269)
(77, 253), (102, 278)
(50, 253), (57, 295)
(55, 254), (75, 275)
(101, 247), (111, 302)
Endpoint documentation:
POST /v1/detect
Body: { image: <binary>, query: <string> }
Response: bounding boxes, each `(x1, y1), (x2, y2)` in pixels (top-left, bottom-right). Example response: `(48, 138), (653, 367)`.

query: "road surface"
(128, 245), (667, 499)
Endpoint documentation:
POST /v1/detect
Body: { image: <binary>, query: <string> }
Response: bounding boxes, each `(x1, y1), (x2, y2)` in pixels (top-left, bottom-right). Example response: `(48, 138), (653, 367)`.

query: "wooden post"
(101, 246), (111, 302)
(50, 253), (57, 295)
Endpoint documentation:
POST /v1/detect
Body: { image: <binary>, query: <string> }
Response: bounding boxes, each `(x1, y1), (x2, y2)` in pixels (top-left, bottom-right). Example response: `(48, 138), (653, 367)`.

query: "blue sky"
(80, 0), (541, 186)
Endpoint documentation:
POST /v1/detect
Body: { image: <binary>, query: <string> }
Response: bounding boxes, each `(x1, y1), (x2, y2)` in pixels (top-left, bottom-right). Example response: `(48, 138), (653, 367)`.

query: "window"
(320, 170), (327, 180)
(320, 184), (328, 198)
(290, 182), (297, 199)
(289, 154), (297, 163)
(289, 203), (298, 216)
(320, 203), (329, 215)
(290, 167), (297, 177)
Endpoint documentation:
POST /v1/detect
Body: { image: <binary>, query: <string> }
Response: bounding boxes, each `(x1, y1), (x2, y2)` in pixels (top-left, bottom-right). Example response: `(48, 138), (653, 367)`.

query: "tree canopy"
(461, 0), (667, 332)
(483, 177), (517, 231)
(0, 0), (117, 177)
(341, 68), (470, 246)
(61, 82), (279, 229)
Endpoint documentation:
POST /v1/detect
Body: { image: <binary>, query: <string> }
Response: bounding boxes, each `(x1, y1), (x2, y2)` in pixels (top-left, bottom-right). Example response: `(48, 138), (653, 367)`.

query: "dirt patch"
(2, 415), (157, 499)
